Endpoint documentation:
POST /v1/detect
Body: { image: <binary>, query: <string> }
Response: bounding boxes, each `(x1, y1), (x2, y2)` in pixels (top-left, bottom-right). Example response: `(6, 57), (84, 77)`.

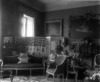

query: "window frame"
(21, 14), (35, 37)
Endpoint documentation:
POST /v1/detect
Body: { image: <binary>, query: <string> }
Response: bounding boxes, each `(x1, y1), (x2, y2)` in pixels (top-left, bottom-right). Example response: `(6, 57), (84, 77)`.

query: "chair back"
(67, 57), (76, 72)
(55, 55), (66, 66)
(54, 55), (67, 75)
(94, 54), (100, 68)
(0, 59), (3, 72)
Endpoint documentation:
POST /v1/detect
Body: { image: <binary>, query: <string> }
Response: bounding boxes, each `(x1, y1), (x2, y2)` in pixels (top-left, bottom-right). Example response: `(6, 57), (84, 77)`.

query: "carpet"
(0, 76), (83, 82)
(0, 76), (54, 82)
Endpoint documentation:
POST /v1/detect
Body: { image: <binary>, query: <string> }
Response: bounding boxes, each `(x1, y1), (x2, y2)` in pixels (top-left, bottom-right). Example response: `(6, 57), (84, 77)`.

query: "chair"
(94, 54), (100, 71)
(46, 55), (67, 82)
(66, 57), (78, 82)
(85, 54), (100, 81)
(0, 59), (13, 82)
(0, 59), (3, 77)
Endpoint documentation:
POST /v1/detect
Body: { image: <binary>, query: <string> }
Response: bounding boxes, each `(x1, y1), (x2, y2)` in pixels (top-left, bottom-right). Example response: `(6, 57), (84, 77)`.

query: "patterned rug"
(0, 76), (83, 82)
(0, 76), (54, 82)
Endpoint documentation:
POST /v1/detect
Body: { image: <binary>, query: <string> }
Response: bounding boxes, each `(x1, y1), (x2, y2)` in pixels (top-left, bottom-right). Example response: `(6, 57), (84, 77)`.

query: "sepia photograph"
(0, 0), (100, 82)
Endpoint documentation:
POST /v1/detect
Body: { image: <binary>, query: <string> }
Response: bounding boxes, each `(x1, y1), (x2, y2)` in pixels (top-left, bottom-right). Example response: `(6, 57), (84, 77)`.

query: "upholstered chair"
(0, 59), (3, 77)
(0, 59), (13, 82)
(46, 55), (67, 82)
(66, 57), (78, 82)
(94, 54), (100, 71)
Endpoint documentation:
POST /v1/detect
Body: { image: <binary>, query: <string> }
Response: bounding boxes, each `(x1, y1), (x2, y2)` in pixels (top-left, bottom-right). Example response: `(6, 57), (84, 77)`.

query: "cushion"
(18, 53), (29, 64)
(3, 56), (19, 64)
(19, 53), (28, 58)
(18, 57), (29, 64)
(28, 55), (43, 64)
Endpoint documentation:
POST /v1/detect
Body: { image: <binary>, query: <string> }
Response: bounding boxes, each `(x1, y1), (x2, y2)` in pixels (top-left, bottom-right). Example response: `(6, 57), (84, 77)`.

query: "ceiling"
(19, 0), (100, 12)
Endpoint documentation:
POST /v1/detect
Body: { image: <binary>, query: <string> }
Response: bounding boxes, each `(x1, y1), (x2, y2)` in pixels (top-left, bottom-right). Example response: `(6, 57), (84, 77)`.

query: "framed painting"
(45, 20), (62, 36)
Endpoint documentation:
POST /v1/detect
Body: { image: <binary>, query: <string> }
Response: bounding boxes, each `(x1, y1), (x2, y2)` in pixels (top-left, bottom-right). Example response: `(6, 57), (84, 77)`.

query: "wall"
(1, 0), (18, 58)
(1, 0), (45, 58)
(2, 0), (18, 37)
(17, 2), (45, 36)
(45, 5), (100, 39)
(2, 0), (44, 38)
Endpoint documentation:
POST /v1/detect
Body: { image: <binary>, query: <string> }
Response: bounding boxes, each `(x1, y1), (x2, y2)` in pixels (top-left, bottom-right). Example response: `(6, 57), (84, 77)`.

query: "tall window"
(21, 14), (35, 37)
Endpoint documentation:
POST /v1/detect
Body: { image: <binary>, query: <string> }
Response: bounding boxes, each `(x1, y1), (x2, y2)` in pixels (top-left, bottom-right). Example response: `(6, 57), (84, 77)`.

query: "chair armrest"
(42, 59), (46, 67)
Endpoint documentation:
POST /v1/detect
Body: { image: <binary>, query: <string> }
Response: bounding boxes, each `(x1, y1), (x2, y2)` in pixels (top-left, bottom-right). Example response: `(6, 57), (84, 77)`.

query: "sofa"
(2, 55), (46, 76)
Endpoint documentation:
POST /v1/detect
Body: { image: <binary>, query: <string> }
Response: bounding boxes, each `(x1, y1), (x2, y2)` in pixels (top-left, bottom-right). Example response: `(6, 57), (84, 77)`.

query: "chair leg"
(66, 72), (68, 81)
(53, 75), (55, 82)
(0, 72), (2, 78)
(75, 73), (78, 82)
(63, 74), (65, 82)
(56, 74), (60, 82)
(61, 74), (64, 82)
(43, 68), (45, 75)
(46, 73), (49, 80)
(10, 76), (14, 82)
(10, 70), (13, 76)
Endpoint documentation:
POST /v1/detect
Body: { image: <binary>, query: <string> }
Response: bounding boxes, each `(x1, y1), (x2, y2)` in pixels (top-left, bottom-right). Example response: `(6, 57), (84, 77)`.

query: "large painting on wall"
(69, 14), (100, 39)
(45, 20), (62, 36)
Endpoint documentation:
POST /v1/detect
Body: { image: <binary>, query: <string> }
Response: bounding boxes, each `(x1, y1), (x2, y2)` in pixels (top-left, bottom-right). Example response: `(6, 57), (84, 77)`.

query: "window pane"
(27, 17), (34, 37)
(21, 17), (27, 37)
(21, 14), (35, 37)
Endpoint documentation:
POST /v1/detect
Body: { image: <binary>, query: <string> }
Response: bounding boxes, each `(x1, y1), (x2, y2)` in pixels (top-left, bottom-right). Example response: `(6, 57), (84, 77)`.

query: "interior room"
(0, 0), (100, 82)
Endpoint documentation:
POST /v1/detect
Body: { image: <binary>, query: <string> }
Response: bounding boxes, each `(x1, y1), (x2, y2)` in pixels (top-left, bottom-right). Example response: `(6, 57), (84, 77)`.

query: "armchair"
(66, 57), (78, 82)
(46, 55), (67, 82)
(84, 54), (100, 81)
(94, 54), (100, 70)
(0, 59), (13, 82)
(0, 59), (3, 77)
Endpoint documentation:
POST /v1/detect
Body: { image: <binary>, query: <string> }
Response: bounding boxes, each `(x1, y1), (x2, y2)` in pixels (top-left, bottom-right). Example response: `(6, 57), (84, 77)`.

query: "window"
(21, 14), (35, 37)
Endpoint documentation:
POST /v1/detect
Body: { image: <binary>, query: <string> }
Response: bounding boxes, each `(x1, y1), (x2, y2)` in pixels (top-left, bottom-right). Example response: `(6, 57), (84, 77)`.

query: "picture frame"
(69, 15), (94, 39)
(45, 20), (62, 36)
(4, 37), (12, 43)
